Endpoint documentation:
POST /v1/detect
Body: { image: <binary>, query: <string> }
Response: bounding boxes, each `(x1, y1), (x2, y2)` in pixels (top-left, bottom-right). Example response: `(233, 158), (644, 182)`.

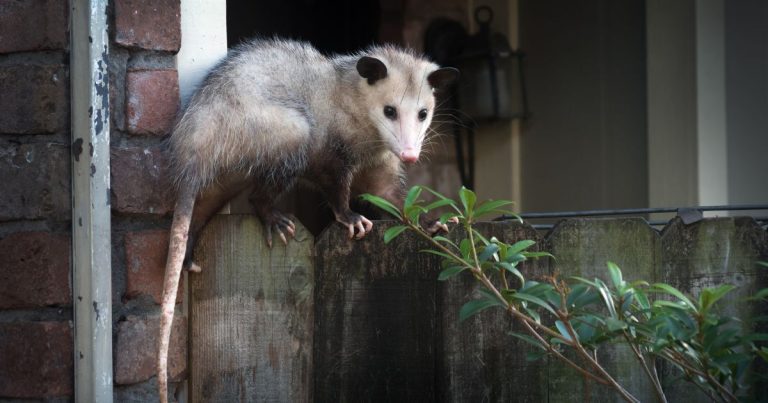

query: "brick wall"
(109, 0), (186, 401)
(0, 0), (184, 401)
(0, 0), (74, 400)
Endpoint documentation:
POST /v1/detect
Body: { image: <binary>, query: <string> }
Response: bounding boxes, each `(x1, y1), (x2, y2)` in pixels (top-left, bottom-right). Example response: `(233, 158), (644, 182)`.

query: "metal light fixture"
(424, 6), (528, 189)
(453, 6), (528, 121)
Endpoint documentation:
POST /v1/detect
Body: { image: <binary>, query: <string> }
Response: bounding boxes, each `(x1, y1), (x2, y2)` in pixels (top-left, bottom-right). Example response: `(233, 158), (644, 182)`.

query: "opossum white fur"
(157, 38), (457, 403)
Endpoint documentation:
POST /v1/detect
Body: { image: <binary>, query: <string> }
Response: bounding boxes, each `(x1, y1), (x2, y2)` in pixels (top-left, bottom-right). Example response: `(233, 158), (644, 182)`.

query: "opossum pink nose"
(400, 149), (420, 163)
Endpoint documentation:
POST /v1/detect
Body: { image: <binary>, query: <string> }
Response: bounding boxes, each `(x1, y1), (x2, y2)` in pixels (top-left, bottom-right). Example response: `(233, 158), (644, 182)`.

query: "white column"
(177, 0), (228, 105)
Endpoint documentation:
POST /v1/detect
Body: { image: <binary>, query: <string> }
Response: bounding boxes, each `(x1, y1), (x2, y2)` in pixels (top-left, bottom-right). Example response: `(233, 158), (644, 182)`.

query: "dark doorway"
(227, 0), (381, 54)
(225, 0), (383, 236)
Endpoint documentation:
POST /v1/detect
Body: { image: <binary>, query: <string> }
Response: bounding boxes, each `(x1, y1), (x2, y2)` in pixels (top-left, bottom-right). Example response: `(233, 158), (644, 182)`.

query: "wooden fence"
(188, 216), (767, 402)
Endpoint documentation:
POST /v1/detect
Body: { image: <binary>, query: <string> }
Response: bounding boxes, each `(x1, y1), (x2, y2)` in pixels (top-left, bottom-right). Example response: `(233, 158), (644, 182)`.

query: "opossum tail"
(157, 184), (196, 403)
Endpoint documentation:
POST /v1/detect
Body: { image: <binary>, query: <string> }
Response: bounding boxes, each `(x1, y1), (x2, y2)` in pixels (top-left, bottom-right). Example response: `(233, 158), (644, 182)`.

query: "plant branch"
(562, 318), (640, 403)
(623, 332), (667, 403)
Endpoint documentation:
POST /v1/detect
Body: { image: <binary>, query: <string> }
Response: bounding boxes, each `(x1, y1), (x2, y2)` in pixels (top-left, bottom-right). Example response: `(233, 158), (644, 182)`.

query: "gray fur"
(159, 39), (453, 403)
(168, 38), (443, 193)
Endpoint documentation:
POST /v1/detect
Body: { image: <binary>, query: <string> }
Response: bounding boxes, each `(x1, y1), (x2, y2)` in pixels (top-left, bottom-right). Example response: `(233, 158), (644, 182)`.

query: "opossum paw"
(422, 216), (458, 235)
(262, 211), (296, 248)
(336, 211), (373, 240)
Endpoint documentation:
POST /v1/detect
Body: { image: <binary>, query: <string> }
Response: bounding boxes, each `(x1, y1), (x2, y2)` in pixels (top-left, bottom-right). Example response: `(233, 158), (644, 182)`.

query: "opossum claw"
(423, 217), (454, 235)
(337, 211), (373, 240)
(265, 226), (274, 248)
(258, 209), (296, 247)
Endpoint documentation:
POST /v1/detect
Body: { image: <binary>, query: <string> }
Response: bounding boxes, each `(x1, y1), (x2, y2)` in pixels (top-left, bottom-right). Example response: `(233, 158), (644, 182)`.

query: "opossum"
(157, 38), (458, 403)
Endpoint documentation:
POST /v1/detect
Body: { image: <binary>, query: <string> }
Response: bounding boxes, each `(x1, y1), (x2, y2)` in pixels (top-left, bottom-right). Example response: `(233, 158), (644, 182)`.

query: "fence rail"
(189, 215), (768, 402)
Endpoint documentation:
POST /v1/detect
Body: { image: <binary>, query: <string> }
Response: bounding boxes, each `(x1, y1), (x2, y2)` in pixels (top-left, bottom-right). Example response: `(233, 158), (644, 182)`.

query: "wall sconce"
(424, 6), (528, 189)
(454, 6), (528, 121)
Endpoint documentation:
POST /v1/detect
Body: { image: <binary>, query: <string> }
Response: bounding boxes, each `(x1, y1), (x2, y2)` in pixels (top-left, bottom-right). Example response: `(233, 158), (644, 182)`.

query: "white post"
(70, 0), (113, 402)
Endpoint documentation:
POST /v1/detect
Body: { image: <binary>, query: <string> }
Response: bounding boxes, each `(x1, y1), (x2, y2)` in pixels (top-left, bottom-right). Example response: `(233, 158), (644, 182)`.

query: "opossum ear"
(427, 67), (460, 90)
(357, 56), (388, 85)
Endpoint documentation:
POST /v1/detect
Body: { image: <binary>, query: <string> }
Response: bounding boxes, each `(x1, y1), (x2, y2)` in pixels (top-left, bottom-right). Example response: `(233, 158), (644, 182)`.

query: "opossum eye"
(383, 105), (398, 120)
(418, 108), (428, 121)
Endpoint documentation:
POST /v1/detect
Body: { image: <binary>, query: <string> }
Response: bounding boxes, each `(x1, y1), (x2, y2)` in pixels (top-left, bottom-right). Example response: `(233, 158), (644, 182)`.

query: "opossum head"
(356, 50), (458, 164)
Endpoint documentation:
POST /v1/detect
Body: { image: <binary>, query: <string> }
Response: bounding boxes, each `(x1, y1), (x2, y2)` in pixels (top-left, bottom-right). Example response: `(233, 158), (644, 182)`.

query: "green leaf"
(432, 236), (457, 249)
(748, 288), (768, 301)
(438, 265), (467, 281)
(405, 205), (427, 225)
(699, 284), (736, 312)
(499, 262), (525, 285)
(756, 261), (768, 268)
(477, 243), (500, 262)
(521, 251), (555, 260)
(524, 307), (541, 324)
(474, 199), (515, 219)
(505, 253), (527, 265)
(555, 320), (574, 342)
(459, 239), (472, 259)
(651, 283), (697, 312)
(606, 261), (624, 289)
(404, 186), (423, 209)
(507, 240), (536, 255)
(383, 225), (408, 244)
(605, 317), (628, 332)
(424, 198), (455, 212)
(422, 186), (463, 214)
(596, 279), (617, 318)
(359, 194), (402, 219)
(459, 187), (477, 216)
(756, 347), (768, 363)
(509, 331), (546, 350)
(526, 350), (549, 362)
(571, 276), (599, 288)
(508, 292), (557, 315)
(459, 298), (500, 322)
(653, 300), (689, 311)
(566, 284), (591, 308)
(472, 229), (490, 245)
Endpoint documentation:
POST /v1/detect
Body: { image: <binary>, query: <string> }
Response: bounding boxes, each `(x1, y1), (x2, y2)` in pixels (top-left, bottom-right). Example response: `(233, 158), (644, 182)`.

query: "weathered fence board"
(189, 215), (313, 402)
(189, 215), (766, 402)
(437, 221), (549, 402)
(545, 218), (661, 402)
(660, 217), (768, 400)
(313, 222), (442, 402)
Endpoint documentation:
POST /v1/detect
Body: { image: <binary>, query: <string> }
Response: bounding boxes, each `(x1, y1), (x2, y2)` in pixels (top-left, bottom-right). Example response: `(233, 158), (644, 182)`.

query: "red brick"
(125, 230), (182, 304)
(0, 0), (68, 53)
(126, 69), (180, 136)
(115, 0), (181, 51)
(0, 143), (71, 221)
(0, 232), (71, 309)
(0, 321), (73, 398)
(115, 315), (187, 385)
(111, 146), (174, 214)
(0, 65), (69, 134)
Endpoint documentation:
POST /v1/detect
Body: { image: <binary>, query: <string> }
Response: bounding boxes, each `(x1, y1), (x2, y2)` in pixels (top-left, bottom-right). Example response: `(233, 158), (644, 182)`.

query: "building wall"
(0, 0), (74, 399)
(1, 0), (186, 401)
(519, 0), (649, 212)
(725, 0), (768, 206)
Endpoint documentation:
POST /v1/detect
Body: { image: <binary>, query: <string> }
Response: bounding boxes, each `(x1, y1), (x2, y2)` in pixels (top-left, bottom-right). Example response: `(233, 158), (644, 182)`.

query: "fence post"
(437, 221), (549, 402)
(189, 215), (314, 402)
(545, 218), (661, 402)
(660, 217), (768, 400)
(313, 221), (442, 401)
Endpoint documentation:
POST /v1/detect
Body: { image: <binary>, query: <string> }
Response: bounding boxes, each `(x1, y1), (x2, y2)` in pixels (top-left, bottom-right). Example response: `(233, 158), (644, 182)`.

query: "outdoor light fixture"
(453, 6), (528, 121)
(424, 6), (528, 189)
